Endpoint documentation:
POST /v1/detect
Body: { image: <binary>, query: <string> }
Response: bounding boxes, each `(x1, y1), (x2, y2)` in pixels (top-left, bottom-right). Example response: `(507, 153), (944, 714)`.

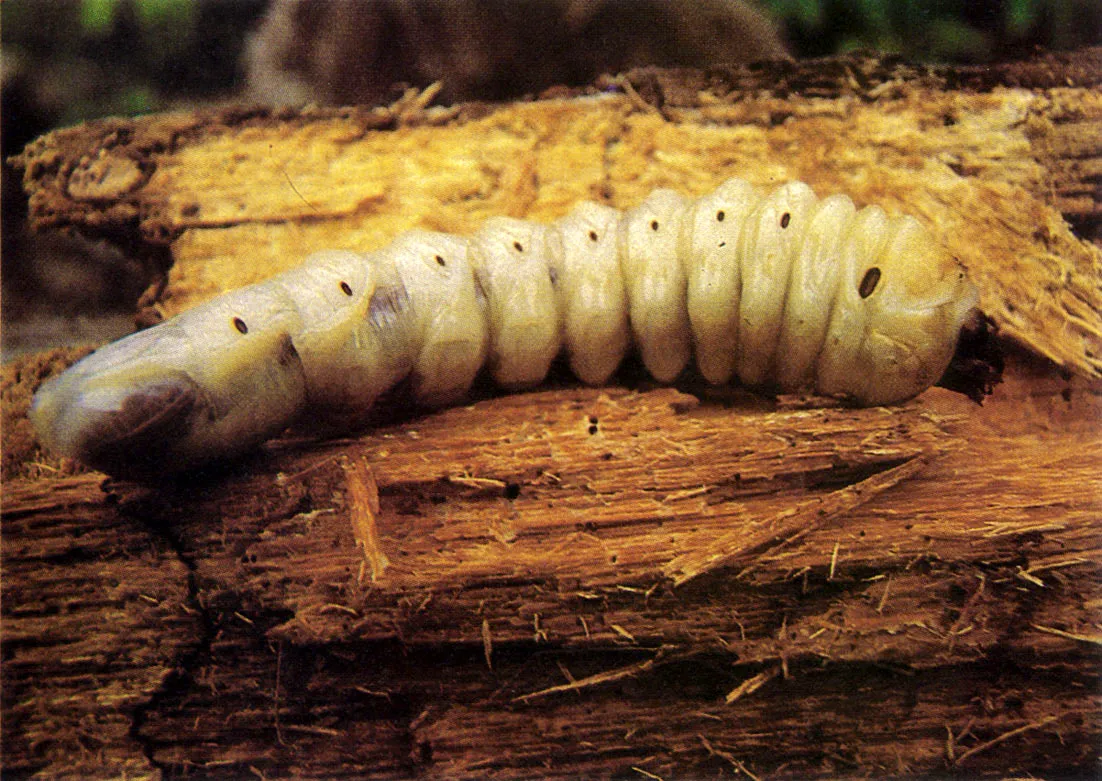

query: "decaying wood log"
(3, 49), (1101, 779)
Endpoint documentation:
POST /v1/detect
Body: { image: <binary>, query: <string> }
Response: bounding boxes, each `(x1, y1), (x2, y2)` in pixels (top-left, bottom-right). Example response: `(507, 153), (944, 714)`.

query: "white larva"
(30, 177), (980, 478)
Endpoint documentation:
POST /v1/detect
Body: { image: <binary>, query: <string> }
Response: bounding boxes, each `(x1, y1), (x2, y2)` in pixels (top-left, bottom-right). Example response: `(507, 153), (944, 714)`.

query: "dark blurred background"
(5, 0), (1097, 142)
(2, 0), (1099, 358)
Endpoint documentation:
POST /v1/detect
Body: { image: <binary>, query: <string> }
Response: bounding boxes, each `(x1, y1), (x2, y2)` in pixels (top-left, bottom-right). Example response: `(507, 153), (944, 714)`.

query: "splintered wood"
(3, 48), (1101, 779)
(663, 454), (931, 586)
(226, 388), (962, 636)
(341, 456), (390, 583)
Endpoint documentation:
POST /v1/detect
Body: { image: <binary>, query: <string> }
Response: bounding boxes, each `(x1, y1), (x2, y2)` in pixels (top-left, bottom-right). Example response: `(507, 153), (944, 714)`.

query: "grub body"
(30, 178), (979, 476)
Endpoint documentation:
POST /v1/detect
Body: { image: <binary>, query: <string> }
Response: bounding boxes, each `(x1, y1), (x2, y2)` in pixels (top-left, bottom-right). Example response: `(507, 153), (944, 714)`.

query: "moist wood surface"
(3, 48), (1101, 778)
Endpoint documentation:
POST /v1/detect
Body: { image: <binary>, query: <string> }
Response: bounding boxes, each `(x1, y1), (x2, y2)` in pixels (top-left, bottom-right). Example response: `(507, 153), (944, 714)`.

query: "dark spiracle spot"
(650, 220), (660, 231)
(588, 230), (599, 242)
(435, 255), (446, 267)
(716, 210), (725, 222)
(503, 482), (521, 500)
(859, 267), (882, 298)
(339, 280), (353, 296)
(513, 241), (524, 252)
(780, 212), (791, 229)
(232, 317), (248, 334)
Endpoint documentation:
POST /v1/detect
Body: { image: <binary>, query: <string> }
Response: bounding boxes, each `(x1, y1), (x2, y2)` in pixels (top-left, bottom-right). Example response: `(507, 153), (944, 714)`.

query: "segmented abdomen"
(395, 177), (977, 406)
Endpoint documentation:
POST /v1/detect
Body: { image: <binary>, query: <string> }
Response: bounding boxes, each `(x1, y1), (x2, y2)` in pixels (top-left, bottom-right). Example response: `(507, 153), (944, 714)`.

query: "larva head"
(843, 216), (979, 405)
(30, 285), (307, 478)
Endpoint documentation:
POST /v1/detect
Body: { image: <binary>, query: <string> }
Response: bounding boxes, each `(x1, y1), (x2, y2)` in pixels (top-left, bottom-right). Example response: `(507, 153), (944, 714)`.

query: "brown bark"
(3, 49), (1101, 778)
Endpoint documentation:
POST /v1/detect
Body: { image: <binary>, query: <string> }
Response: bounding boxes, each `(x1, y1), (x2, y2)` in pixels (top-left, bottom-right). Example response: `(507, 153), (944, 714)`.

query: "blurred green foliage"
(2, 0), (256, 129)
(78, 0), (197, 38)
(761, 0), (1099, 62)
(82, 0), (197, 60)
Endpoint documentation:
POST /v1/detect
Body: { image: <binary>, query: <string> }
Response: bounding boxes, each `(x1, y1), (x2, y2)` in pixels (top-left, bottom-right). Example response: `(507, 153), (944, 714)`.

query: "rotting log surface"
(3, 49), (1101, 779)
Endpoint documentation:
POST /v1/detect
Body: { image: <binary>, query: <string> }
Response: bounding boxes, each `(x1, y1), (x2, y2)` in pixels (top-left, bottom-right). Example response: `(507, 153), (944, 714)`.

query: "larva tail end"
(935, 309), (1004, 404)
(41, 376), (202, 480)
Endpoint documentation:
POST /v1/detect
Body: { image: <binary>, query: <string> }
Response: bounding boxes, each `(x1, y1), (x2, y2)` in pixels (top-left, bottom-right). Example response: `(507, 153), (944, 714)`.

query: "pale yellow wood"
(141, 89), (1102, 379)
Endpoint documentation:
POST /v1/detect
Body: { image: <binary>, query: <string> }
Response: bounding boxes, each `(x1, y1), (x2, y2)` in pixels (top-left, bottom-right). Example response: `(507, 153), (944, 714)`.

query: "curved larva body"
(30, 178), (979, 477)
